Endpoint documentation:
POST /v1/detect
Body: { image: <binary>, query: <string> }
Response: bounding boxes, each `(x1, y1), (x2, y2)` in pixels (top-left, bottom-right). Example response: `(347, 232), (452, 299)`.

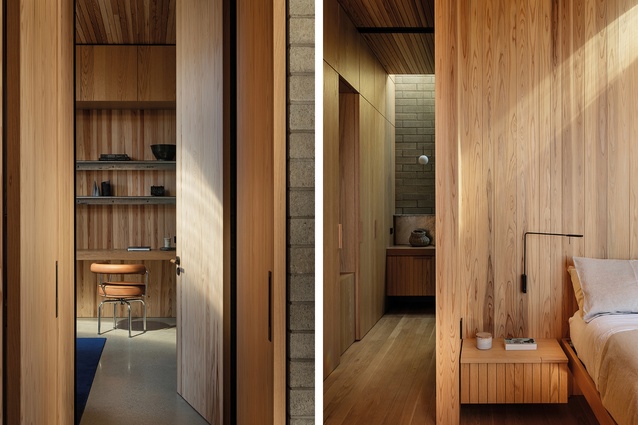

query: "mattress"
(569, 311), (638, 387)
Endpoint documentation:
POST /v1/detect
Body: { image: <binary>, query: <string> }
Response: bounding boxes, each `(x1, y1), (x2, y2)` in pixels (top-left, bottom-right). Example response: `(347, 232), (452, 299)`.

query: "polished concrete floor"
(77, 317), (209, 425)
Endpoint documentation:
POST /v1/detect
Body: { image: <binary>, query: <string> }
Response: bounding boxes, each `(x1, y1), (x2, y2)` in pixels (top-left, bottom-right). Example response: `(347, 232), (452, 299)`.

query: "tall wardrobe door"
(4, 0), (75, 423)
(236, 0), (285, 422)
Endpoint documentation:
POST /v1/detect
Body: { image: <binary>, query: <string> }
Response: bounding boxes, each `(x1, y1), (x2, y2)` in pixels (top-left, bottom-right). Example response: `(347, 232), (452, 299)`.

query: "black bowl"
(151, 144), (176, 161)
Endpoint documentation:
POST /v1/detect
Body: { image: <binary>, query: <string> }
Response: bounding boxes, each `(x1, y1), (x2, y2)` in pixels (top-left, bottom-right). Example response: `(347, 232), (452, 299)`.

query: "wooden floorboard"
(324, 305), (600, 425)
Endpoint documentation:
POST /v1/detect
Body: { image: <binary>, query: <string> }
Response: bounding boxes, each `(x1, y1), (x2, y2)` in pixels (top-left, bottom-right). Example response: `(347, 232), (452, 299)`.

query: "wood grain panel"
(386, 254), (435, 296)
(324, 63), (341, 378)
(6, 0), (75, 423)
(138, 46), (176, 102)
(362, 33), (434, 74)
(236, 0), (286, 418)
(339, 273), (356, 354)
(339, 93), (359, 274)
(435, 0), (461, 421)
(357, 99), (379, 339)
(437, 0), (638, 422)
(176, 0), (226, 422)
(338, 0), (434, 28)
(372, 107), (387, 331)
(338, 5), (360, 91)
(76, 0), (176, 44)
(358, 40), (375, 107)
(78, 45), (138, 101)
(0, 0), (3, 413)
(324, 0), (340, 71)
(75, 109), (176, 317)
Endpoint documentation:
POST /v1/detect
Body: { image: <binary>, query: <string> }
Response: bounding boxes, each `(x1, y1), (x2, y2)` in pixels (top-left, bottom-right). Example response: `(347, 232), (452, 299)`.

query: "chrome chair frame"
(92, 263), (148, 338)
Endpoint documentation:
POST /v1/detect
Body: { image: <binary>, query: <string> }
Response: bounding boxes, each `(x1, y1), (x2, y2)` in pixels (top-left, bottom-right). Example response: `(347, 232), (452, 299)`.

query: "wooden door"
(176, 0), (228, 424)
(4, 0), (75, 423)
(176, 0), (284, 423)
(235, 0), (286, 422)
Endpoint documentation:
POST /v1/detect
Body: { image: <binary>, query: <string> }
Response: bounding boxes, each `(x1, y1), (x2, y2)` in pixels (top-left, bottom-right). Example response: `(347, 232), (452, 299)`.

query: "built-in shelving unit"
(74, 44), (178, 318)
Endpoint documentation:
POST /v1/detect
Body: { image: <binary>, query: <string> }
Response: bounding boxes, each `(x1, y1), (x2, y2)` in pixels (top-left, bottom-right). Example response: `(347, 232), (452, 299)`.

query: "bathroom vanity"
(386, 246), (436, 296)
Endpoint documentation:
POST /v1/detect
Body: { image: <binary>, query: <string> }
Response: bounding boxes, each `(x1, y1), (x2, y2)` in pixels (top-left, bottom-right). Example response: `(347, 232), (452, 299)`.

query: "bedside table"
(460, 338), (568, 404)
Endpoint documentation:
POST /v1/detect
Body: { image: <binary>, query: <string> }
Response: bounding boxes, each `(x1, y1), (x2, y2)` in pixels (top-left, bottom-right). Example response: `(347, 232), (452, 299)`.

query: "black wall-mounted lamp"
(521, 231), (584, 293)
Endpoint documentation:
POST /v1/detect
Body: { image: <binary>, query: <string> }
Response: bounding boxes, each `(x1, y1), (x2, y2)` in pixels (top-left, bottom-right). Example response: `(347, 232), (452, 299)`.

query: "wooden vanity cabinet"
(386, 246), (436, 296)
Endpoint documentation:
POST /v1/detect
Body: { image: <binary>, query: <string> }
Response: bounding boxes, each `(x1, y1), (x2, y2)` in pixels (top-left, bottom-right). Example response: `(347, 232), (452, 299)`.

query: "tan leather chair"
(90, 263), (148, 337)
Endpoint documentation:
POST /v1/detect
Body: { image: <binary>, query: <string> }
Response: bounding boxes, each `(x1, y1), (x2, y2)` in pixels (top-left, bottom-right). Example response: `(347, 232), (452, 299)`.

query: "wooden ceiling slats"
(364, 33), (434, 74)
(76, 0), (176, 45)
(339, 0), (435, 74)
(339, 0), (434, 27)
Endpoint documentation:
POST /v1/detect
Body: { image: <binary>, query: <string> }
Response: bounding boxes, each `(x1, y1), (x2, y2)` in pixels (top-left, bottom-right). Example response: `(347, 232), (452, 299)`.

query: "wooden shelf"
(76, 100), (176, 110)
(77, 249), (175, 261)
(76, 160), (175, 171)
(76, 196), (176, 205)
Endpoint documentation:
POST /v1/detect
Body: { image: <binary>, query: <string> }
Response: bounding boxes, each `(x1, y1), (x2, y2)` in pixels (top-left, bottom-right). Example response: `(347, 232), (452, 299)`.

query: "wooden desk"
(77, 249), (175, 261)
(460, 338), (568, 404)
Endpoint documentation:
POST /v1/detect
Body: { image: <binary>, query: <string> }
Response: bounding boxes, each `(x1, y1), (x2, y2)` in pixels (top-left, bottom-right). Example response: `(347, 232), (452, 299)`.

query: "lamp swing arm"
(521, 231), (584, 293)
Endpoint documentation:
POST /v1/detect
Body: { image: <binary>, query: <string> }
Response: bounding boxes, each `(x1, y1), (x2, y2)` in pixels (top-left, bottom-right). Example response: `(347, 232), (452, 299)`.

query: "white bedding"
(569, 311), (638, 387)
(570, 311), (638, 424)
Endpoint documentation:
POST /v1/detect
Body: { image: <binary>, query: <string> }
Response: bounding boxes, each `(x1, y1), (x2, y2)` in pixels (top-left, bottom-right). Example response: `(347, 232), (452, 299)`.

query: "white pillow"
(573, 257), (638, 322)
(567, 265), (584, 312)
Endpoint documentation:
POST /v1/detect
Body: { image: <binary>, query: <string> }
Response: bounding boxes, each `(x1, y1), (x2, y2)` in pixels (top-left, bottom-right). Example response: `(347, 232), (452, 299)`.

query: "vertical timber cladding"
(323, 0), (395, 378)
(236, 0), (286, 421)
(5, 0), (75, 423)
(437, 0), (638, 423)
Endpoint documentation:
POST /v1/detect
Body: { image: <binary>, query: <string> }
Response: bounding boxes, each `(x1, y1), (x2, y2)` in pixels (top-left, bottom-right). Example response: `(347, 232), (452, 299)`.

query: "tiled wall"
(288, 0), (315, 422)
(394, 75), (435, 215)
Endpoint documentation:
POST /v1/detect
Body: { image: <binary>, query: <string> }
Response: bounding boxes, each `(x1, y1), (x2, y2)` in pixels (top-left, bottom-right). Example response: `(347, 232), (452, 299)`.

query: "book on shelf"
(127, 246), (151, 252)
(504, 338), (537, 350)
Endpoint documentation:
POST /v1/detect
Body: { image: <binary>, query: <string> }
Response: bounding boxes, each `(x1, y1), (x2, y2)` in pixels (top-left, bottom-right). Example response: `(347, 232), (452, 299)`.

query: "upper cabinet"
(138, 46), (176, 101)
(76, 45), (176, 107)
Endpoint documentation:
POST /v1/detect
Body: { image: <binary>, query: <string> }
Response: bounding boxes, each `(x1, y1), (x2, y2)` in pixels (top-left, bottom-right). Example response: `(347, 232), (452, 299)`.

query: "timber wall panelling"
(76, 45), (176, 103)
(5, 0), (75, 423)
(323, 0), (395, 378)
(436, 0), (638, 423)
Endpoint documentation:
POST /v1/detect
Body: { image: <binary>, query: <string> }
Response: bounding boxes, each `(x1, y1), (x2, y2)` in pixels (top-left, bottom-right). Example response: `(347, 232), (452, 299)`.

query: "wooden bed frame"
(560, 338), (616, 425)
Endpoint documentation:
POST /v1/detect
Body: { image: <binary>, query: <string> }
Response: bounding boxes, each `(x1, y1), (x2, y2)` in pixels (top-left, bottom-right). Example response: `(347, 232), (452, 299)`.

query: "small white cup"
(164, 237), (171, 248)
(476, 332), (492, 350)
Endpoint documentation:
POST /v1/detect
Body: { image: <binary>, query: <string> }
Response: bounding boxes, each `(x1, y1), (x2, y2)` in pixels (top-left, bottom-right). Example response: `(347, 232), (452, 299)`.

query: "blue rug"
(76, 338), (106, 425)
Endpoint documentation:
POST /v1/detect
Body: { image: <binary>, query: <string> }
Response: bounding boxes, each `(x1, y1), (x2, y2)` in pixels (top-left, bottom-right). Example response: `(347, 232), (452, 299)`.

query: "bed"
(564, 257), (638, 425)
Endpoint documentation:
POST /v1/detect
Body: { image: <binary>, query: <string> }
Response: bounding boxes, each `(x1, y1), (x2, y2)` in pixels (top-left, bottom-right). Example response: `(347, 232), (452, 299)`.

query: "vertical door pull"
(55, 261), (59, 318)
(268, 271), (272, 342)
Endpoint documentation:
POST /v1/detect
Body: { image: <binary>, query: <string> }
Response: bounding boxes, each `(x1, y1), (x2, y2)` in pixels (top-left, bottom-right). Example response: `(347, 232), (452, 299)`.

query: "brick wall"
(394, 75), (435, 215)
(288, 0), (315, 423)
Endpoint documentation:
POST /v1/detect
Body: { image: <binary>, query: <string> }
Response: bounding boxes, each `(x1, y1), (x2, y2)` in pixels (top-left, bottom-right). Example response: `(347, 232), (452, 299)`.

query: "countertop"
(386, 245), (435, 256)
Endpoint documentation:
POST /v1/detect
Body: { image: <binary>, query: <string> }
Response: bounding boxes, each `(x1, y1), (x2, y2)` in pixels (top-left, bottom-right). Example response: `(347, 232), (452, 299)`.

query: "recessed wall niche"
(394, 75), (435, 215)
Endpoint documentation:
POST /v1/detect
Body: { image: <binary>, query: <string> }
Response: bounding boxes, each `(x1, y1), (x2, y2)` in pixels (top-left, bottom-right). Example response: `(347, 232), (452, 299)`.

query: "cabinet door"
(77, 45), (138, 101)
(5, 0), (75, 423)
(386, 255), (435, 296)
(138, 46), (176, 101)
